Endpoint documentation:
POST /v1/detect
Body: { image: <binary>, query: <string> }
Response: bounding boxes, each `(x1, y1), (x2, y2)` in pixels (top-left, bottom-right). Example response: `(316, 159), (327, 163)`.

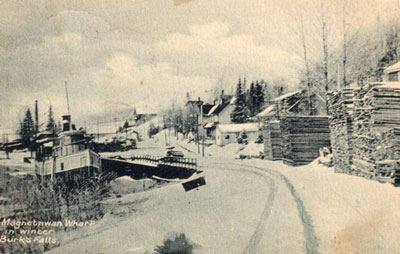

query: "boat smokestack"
(35, 100), (39, 133)
(62, 115), (72, 132)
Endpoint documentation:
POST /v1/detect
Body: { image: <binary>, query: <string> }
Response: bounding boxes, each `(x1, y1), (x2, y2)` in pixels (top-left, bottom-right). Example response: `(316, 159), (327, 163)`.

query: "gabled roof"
(208, 102), (231, 116)
(271, 90), (303, 102)
(202, 104), (215, 115)
(256, 105), (276, 117)
(384, 61), (400, 74)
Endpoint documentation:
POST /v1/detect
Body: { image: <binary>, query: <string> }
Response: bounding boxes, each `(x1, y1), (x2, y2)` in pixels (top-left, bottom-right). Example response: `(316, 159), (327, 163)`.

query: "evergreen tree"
(18, 108), (35, 147)
(231, 78), (248, 123)
(255, 81), (264, 114)
(247, 82), (256, 116)
(46, 105), (57, 134)
(261, 80), (271, 105)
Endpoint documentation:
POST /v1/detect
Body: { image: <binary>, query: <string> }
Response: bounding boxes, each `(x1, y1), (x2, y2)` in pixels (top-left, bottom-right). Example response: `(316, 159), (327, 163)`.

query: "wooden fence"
(120, 154), (198, 170)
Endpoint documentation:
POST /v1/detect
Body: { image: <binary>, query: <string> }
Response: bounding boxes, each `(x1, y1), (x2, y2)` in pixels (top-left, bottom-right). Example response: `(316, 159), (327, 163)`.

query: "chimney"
(62, 115), (72, 132)
(34, 100), (39, 133)
(221, 90), (225, 104)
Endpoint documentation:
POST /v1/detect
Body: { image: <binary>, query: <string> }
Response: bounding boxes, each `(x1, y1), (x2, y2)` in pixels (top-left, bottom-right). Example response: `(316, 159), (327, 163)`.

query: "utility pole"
(34, 100), (39, 135)
(200, 103), (204, 157)
(196, 113), (200, 153)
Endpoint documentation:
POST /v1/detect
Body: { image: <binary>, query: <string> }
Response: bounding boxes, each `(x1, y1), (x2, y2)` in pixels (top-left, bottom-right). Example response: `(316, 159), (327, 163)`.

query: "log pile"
(374, 128), (400, 183)
(280, 116), (331, 166)
(263, 120), (282, 160)
(352, 85), (380, 179)
(338, 83), (400, 183)
(327, 89), (354, 174)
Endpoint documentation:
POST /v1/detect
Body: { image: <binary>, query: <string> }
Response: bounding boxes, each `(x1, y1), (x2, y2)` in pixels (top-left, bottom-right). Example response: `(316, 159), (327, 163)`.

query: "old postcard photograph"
(1, 0), (400, 253)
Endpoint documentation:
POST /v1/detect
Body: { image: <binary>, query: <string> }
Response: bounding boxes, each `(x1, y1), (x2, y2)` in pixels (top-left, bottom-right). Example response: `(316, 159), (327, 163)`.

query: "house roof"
(208, 102), (229, 116)
(185, 100), (203, 107)
(217, 123), (259, 133)
(256, 105), (276, 117)
(271, 90), (303, 102)
(384, 61), (400, 74)
(202, 104), (215, 115)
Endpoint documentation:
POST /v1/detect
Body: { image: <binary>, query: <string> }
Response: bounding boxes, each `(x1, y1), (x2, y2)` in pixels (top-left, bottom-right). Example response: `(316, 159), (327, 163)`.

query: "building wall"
(37, 149), (101, 176)
(218, 105), (234, 125)
(200, 115), (213, 137)
(216, 129), (258, 146)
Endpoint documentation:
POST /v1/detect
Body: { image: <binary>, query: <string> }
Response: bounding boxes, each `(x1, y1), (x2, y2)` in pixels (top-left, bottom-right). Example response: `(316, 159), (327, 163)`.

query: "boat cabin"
(35, 115), (101, 181)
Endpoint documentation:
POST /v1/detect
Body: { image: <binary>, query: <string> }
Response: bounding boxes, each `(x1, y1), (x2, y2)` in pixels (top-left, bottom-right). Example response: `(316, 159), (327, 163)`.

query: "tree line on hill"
(286, 0), (400, 112)
(17, 105), (61, 150)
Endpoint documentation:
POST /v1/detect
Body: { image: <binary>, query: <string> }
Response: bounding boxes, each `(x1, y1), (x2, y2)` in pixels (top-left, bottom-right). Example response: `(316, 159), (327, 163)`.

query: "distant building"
(256, 89), (326, 121)
(204, 93), (235, 138)
(216, 123), (259, 146)
(383, 61), (400, 82)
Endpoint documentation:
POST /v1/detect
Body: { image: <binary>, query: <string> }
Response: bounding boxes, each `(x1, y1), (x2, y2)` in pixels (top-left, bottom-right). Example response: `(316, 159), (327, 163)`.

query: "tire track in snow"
(211, 161), (319, 254)
(250, 164), (320, 254)
(207, 162), (278, 254)
(242, 172), (276, 254)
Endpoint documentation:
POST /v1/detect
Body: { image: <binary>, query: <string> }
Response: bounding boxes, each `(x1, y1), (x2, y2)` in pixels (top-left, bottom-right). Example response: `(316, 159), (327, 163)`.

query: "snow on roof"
(217, 123), (259, 133)
(204, 122), (215, 128)
(207, 104), (219, 116)
(271, 90), (303, 102)
(256, 105), (276, 117)
(373, 82), (400, 89)
(384, 61), (400, 74)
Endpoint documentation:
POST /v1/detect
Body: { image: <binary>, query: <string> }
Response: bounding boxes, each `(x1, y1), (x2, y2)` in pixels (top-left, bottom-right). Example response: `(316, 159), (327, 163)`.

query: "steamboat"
(34, 115), (101, 182)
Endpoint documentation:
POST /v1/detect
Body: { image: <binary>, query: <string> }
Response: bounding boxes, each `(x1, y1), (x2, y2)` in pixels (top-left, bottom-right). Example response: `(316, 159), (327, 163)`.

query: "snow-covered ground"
(2, 130), (400, 254)
(0, 150), (34, 174)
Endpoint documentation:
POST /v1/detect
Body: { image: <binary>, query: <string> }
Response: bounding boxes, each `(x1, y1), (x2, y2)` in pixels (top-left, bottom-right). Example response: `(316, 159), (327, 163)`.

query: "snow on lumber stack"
(374, 128), (400, 183)
(352, 85), (380, 179)
(327, 89), (354, 174)
(263, 120), (282, 160)
(280, 116), (331, 166)
(351, 83), (400, 184)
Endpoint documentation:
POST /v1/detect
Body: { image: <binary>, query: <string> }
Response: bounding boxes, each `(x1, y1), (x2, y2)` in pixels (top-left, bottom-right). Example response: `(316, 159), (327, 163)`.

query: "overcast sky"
(0, 0), (398, 130)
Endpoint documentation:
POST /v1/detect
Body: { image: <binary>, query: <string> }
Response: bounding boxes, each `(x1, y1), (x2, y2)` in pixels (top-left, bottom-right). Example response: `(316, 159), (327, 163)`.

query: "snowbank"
(109, 176), (157, 195)
(245, 158), (400, 254)
(0, 151), (34, 173)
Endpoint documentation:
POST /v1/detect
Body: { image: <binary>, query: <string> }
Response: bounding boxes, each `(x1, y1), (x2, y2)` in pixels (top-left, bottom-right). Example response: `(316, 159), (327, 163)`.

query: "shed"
(215, 123), (260, 146)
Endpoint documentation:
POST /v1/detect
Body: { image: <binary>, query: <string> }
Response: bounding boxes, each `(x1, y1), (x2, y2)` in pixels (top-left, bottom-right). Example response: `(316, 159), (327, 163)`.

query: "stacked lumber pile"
(263, 120), (282, 160)
(351, 83), (400, 183)
(352, 85), (378, 179)
(374, 128), (400, 183)
(327, 89), (354, 174)
(280, 116), (331, 166)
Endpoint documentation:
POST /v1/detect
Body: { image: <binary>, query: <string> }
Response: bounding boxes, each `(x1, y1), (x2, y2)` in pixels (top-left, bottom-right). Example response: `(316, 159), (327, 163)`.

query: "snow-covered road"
(46, 157), (313, 254)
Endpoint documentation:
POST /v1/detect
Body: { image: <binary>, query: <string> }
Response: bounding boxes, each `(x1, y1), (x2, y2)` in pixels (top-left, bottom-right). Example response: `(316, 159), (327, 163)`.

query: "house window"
(225, 135), (230, 140)
(60, 163), (64, 171)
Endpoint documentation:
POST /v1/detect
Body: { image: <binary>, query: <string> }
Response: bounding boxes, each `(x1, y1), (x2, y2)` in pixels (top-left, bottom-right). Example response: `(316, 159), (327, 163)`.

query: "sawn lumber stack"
(280, 116), (331, 166)
(329, 82), (400, 184)
(327, 89), (354, 174)
(263, 120), (282, 160)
